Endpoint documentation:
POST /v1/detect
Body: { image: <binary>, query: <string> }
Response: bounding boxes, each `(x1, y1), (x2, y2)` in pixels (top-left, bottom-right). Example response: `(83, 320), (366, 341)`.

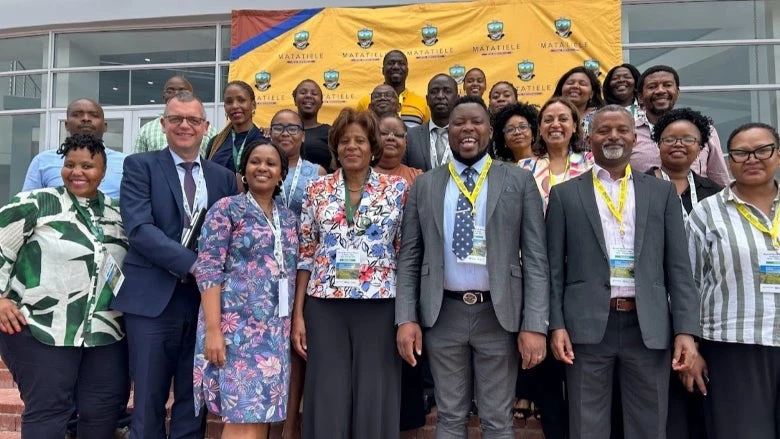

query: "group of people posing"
(0, 47), (776, 439)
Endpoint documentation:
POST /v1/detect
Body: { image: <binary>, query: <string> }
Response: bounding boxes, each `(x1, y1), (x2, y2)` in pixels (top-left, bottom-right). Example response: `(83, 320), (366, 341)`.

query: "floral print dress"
(193, 195), (298, 423)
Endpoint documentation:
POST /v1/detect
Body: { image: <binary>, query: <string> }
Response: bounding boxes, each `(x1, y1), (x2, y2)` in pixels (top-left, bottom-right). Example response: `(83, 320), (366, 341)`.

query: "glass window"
(220, 65), (229, 99)
(221, 25), (232, 61)
(0, 35), (48, 72)
(131, 67), (216, 105)
(0, 114), (45, 204)
(0, 74), (46, 110)
(56, 116), (125, 153)
(54, 71), (130, 107)
(676, 90), (779, 153)
(626, 45), (777, 87)
(624, 1), (764, 43)
(54, 28), (216, 68)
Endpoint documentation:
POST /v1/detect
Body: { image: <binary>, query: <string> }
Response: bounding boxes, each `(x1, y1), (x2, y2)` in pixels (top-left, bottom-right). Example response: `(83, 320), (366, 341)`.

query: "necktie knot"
(180, 162), (196, 172)
(462, 167), (476, 187)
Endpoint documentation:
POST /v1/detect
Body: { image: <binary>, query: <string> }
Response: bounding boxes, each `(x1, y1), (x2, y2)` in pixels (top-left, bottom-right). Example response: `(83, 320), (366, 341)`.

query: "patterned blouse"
(518, 151), (595, 210)
(298, 169), (408, 299)
(0, 187), (128, 347)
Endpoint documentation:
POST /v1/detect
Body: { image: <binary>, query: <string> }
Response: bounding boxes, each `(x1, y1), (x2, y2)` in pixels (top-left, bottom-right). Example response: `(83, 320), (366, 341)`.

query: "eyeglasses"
(502, 124), (531, 134)
(379, 130), (406, 139)
(163, 115), (205, 126)
(729, 143), (777, 163)
(270, 124), (303, 135)
(660, 136), (699, 147)
(371, 91), (397, 100)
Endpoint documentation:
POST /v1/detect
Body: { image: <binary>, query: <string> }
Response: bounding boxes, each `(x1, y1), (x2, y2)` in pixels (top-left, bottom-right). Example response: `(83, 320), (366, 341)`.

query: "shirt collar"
(169, 148), (202, 167)
(593, 163), (633, 183)
(725, 181), (780, 204)
(429, 121), (448, 134)
(452, 153), (489, 176)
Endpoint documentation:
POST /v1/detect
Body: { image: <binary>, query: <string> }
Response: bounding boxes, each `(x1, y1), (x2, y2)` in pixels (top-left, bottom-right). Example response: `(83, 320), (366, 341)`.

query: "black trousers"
(302, 297), (401, 439)
(0, 327), (128, 439)
(702, 340), (780, 439)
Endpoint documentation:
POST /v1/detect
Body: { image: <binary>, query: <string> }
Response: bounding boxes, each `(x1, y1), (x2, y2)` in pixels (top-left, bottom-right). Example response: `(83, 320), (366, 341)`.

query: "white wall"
(1, 0), (464, 33)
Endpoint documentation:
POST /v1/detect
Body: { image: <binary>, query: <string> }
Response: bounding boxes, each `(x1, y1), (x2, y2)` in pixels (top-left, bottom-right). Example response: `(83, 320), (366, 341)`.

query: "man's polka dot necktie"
(452, 167), (476, 259)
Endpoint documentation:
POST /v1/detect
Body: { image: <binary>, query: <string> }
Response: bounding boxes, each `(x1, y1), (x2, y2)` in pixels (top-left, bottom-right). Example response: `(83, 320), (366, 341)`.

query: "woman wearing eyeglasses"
(206, 81), (267, 190)
(645, 108), (721, 439)
(686, 122), (780, 439)
(374, 114), (422, 185)
(492, 102), (539, 163)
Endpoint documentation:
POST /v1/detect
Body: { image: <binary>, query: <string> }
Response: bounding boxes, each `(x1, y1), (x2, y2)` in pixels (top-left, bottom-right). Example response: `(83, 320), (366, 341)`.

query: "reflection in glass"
(55, 28), (216, 68)
(131, 68), (216, 105)
(0, 114), (44, 205)
(221, 25), (232, 61)
(0, 35), (48, 72)
(0, 74), (46, 110)
(54, 71), (130, 107)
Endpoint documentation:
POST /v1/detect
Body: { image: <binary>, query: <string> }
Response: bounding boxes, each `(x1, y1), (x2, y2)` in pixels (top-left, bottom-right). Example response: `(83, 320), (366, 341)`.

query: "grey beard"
(603, 146), (625, 160)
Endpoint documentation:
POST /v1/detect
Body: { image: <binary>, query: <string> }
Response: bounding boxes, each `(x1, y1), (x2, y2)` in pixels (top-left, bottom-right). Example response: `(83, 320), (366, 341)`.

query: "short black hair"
(552, 66), (605, 109)
(489, 81), (518, 100)
(603, 63), (641, 105)
(492, 102), (539, 162)
(452, 95), (490, 117)
(238, 138), (289, 198)
(651, 108), (713, 147)
(57, 134), (107, 166)
(383, 50), (407, 64)
(727, 122), (780, 151)
(637, 65), (680, 92)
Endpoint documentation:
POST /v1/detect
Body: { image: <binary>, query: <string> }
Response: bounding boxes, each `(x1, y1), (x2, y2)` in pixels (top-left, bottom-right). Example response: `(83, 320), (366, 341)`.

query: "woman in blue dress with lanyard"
(270, 109), (325, 439)
(205, 80), (266, 191)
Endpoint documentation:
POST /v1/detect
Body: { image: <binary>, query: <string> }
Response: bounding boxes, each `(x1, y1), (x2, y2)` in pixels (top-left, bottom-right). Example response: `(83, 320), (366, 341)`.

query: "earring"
(241, 175), (247, 185)
(371, 155), (375, 161)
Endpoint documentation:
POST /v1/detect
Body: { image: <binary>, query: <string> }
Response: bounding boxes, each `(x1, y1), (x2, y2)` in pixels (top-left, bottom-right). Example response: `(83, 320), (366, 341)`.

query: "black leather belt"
(444, 289), (491, 305)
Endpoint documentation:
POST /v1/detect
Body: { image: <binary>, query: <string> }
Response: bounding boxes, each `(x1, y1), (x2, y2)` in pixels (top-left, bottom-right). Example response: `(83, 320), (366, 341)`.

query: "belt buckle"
(614, 298), (629, 311)
(463, 292), (479, 305)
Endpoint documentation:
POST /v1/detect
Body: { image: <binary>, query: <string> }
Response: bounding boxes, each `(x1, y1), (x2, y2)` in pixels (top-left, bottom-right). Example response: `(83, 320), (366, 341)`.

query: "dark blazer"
(644, 168), (723, 213)
(113, 148), (238, 317)
(396, 159), (549, 333)
(546, 170), (701, 350)
(402, 122), (434, 172)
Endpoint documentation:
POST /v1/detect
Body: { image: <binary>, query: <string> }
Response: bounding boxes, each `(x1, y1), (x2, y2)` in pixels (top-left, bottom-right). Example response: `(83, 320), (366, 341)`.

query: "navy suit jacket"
(113, 148), (238, 318)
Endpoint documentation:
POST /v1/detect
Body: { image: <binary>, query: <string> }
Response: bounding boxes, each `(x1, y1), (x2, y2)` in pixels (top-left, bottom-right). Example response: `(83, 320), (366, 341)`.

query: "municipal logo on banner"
(555, 17), (572, 38)
(255, 71), (272, 91)
(584, 59), (601, 77)
(517, 60), (535, 82)
(323, 69), (340, 90)
(487, 21), (504, 41)
(449, 64), (466, 84)
(357, 28), (374, 48)
(293, 30), (310, 50)
(421, 24), (439, 46)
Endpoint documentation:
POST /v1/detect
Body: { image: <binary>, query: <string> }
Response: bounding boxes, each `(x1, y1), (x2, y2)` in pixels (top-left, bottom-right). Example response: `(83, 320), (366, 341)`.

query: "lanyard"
(231, 127), (253, 171)
(280, 160), (303, 208)
(68, 192), (104, 243)
(343, 171), (369, 228)
(181, 163), (206, 225)
(735, 199), (780, 249)
(548, 156), (570, 188)
(660, 169), (697, 221)
(448, 156), (492, 216)
(430, 128), (452, 167)
(593, 165), (632, 235)
(246, 193), (285, 275)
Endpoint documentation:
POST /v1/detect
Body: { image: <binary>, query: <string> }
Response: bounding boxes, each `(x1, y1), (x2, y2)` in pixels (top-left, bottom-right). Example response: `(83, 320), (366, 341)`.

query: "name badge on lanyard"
(246, 193), (289, 317)
(760, 249), (780, 293)
(609, 246), (635, 287)
(280, 161), (303, 209)
(460, 226), (487, 265)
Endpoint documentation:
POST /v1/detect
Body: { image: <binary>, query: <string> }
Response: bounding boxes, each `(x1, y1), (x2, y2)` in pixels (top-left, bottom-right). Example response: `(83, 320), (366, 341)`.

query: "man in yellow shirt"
(356, 50), (430, 127)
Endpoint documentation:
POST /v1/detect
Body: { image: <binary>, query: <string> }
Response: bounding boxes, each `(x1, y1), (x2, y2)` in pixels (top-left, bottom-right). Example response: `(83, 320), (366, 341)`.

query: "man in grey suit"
(402, 74), (459, 172)
(396, 96), (549, 438)
(547, 105), (701, 439)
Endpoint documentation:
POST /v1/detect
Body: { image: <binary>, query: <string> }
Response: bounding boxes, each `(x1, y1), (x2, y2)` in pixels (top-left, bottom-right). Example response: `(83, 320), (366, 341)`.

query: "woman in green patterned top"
(0, 134), (129, 439)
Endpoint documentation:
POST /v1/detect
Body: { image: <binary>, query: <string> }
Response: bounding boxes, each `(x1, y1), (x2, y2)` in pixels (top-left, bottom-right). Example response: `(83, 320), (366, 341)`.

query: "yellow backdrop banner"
(229, 0), (622, 125)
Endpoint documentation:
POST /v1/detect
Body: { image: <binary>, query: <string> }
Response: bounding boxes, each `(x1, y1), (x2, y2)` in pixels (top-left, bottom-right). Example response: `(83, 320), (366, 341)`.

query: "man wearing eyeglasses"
(356, 50), (430, 128)
(368, 84), (401, 119)
(114, 91), (238, 439)
(629, 65), (730, 187)
(133, 75), (218, 156)
(403, 74), (459, 172)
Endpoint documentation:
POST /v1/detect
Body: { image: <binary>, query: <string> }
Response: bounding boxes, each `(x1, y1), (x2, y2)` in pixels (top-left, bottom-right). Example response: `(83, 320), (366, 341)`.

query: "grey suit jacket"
(396, 159), (550, 333)
(546, 170), (701, 350)
(402, 122), (433, 172)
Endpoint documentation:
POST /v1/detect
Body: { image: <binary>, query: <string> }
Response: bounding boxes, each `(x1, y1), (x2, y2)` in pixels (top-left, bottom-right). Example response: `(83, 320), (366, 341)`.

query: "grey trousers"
(567, 310), (671, 439)
(302, 297), (400, 439)
(425, 298), (519, 439)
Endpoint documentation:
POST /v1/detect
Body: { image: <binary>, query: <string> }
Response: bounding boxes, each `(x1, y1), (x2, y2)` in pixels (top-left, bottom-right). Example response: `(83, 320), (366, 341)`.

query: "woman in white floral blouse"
(292, 108), (408, 438)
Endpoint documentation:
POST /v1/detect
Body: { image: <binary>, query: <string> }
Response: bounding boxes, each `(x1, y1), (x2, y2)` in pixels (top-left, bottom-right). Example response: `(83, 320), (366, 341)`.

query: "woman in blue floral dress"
(194, 139), (298, 438)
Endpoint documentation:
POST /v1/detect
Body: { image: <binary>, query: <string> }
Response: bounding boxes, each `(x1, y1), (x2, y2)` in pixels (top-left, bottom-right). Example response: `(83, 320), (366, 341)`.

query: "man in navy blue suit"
(114, 91), (237, 439)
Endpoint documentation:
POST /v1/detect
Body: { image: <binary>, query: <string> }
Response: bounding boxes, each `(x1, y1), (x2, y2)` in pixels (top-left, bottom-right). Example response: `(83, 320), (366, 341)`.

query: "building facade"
(0, 0), (774, 205)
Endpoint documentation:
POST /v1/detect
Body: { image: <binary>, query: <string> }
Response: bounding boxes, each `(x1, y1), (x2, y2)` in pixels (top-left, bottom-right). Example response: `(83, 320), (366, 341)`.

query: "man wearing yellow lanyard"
(547, 105), (701, 438)
(396, 96), (549, 437)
